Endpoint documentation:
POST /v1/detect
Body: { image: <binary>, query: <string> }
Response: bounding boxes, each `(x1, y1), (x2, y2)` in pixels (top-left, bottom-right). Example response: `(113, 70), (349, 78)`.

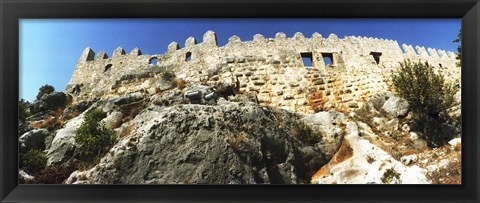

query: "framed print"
(1, 0), (479, 202)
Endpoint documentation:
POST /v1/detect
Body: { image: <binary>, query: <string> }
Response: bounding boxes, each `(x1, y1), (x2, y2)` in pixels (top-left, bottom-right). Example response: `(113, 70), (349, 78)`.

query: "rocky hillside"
(19, 68), (461, 184)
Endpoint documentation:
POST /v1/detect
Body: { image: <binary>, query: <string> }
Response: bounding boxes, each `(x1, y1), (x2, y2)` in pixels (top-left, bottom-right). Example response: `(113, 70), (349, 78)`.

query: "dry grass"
(175, 78), (186, 90)
(29, 108), (66, 131)
(226, 131), (248, 150)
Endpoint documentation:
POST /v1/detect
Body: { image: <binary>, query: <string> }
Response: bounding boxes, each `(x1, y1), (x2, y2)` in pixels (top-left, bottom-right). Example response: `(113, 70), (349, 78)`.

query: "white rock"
(382, 96), (409, 118)
(103, 111), (123, 129)
(400, 155), (418, 166)
(448, 138), (461, 147)
(19, 170), (34, 181)
(312, 122), (430, 184)
(46, 115), (84, 166)
(409, 132), (428, 150)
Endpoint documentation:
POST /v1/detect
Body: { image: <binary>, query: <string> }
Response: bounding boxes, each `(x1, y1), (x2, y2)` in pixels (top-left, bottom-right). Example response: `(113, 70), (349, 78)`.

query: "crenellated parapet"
(67, 30), (460, 112)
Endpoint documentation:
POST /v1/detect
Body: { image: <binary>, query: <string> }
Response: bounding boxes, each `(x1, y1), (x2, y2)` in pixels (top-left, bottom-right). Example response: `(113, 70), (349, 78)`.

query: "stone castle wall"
(66, 30), (460, 113)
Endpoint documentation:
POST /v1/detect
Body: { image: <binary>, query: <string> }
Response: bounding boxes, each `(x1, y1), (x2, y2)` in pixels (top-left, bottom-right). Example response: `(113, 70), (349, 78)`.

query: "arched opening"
(301, 52), (313, 67)
(149, 57), (158, 65)
(322, 53), (334, 66)
(186, 52), (192, 62)
(104, 64), (112, 72)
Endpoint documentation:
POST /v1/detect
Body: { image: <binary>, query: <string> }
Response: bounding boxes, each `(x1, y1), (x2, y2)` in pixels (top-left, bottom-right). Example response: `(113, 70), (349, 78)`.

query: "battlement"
(67, 30), (460, 113)
(75, 31), (456, 65)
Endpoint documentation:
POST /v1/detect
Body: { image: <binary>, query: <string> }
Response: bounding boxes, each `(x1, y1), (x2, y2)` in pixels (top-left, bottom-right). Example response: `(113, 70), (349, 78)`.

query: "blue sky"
(20, 19), (460, 101)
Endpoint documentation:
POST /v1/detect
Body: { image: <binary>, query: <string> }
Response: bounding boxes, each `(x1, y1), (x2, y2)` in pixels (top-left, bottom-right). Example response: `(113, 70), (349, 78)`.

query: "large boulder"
(46, 115), (83, 166)
(382, 96), (409, 118)
(30, 92), (71, 114)
(61, 100), (93, 120)
(301, 111), (346, 159)
(19, 128), (50, 151)
(65, 102), (342, 184)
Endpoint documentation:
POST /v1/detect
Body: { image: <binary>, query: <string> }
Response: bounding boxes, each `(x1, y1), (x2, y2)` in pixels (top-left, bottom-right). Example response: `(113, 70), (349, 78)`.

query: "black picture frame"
(1, 0), (479, 202)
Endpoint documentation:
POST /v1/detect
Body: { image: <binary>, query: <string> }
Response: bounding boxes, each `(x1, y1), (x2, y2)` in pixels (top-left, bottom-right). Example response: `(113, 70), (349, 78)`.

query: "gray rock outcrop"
(19, 128), (50, 151)
(30, 92), (71, 115)
(382, 96), (409, 118)
(46, 115), (83, 166)
(66, 102), (344, 184)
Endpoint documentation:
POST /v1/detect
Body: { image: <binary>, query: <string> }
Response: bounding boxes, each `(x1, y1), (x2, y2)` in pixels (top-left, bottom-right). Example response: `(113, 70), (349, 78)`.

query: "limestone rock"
(301, 111), (346, 159)
(46, 115), (84, 166)
(30, 92), (71, 115)
(382, 96), (409, 118)
(311, 122), (430, 184)
(19, 128), (50, 151)
(19, 170), (35, 182)
(103, 111), (124, 129)
(67, 103), (337, 184)
(61, 100), (93, 120)
(409, 132), (428, 150)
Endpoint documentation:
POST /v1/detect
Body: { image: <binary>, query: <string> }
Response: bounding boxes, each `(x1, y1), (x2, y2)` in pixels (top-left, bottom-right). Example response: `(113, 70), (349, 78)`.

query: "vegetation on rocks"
(74, 108), (117, 163)
(19, 149), (47, 174)
(19, 99), (31, 122)
(392, 60), (457, 147)
(393, 60), (456, 117)
(381, 167), (401, 183)
(36, 84), (55, 100)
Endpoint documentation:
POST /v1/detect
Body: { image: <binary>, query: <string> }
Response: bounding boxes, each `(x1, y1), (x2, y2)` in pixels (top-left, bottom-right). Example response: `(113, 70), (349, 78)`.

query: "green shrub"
(19, 149), (47, 174)
(18, 99), (31, 122)
(161, 69), (176, 82)
(392, 60), (457, 147)
(292, 121), (322, 145)
(36, 84), (55, 100)
(75, 108), (117, 163)
(381, 167), (401, 184)
(392, 60), (456, 117)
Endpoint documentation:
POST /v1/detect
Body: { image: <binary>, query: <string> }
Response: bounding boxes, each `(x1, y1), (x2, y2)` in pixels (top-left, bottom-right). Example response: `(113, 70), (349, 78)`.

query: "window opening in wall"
(104, 64), (112, 72)
(321, 53), (334, 66)
(301, 52), (313, 67)
(186, 52), (192, 62)
(149, 57), (158, 65)
(370, 52), (382, 64)
(439, 63), (443, 68)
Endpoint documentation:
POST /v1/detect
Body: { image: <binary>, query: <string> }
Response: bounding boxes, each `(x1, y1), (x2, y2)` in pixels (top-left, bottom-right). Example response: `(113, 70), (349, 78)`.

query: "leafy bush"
(19, 149), (47, 174)
(18, 99), (31, 122)
(75, 108), (117, 162)
(381, 167), (401, 184)
(392, 60), (457, 147)
(36, 84), (55, 100)
(292, 121), (322, 145)
(392, 60), (456, 117)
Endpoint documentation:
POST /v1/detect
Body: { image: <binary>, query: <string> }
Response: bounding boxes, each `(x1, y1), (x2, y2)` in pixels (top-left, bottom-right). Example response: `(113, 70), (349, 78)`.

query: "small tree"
(75, 108), (117, 163)
(392, 60), (457, 147)
(392, 60), (456, 118)
(36, 84), (55, 100)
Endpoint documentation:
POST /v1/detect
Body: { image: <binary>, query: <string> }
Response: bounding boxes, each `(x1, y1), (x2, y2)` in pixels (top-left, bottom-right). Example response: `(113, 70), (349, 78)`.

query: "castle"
(66, 30), (460, 113)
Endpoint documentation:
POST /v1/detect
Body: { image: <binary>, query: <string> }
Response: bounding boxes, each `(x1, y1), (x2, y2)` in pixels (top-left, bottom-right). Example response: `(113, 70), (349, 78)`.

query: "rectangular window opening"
(321, 53), (334, 66)
(186, 52), (192, 62)
(301, 52), (313, 67)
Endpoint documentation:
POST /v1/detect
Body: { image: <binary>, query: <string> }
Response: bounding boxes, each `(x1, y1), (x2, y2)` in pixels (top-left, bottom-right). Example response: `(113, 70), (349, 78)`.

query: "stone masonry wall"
(66, 30), (460, 114)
